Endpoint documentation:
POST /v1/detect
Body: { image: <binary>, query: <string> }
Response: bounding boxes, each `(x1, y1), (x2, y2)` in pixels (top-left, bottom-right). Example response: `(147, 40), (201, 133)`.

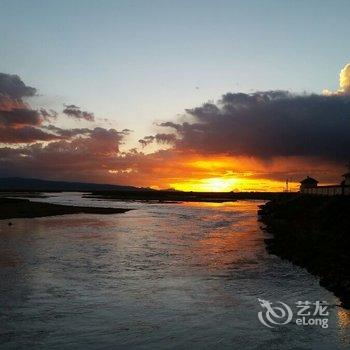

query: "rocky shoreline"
(259, 195), (350, 308)
(0, 198), (130, 220)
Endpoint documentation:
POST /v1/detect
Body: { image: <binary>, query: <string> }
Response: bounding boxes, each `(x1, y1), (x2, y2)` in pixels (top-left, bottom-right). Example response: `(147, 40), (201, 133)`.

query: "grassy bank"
(0, 198), (130, 220)
(259, 195), (350, 308)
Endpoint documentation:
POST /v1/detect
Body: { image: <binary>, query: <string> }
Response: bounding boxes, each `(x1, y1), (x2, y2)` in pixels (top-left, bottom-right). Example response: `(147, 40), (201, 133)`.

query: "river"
(0, 193), (349, 349)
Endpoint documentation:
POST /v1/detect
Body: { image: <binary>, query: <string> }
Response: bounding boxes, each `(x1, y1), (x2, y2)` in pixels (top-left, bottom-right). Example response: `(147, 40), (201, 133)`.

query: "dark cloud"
(0, 108), (42, 127)
(0, 73), (36, 99)
(158, 121), (183, 132)
(87, 127), (126, 153)
(40, 108), (58, 121)
(139, 135), (155, 147)
(0, 94), (27, 111)
(0, 73), (48, 144)
(161, 91), (350, 161)
(0, 73), (133, 181)
(40, 127), (127, 155)
(139, 133), (177, 147)
(44, 125), (91, 138)
(0, 126), (61, 143)
(63, 104), (95, 122)
(0, 127), (131, 181)
(0, 73), (102, 144)
(155, 133), (177, 144)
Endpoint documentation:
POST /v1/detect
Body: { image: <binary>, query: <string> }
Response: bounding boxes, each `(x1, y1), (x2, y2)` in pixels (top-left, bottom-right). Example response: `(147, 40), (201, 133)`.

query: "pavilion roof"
(300, 176), (319, 184)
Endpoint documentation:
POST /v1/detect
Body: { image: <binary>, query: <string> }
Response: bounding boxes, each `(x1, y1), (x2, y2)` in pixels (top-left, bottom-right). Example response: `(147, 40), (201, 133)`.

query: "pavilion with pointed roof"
(300, 176), (319, 189)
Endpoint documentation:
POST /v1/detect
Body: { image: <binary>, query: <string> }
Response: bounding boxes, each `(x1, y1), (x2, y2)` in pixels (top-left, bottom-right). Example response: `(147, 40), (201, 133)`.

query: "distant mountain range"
(0, 177), (148, 192)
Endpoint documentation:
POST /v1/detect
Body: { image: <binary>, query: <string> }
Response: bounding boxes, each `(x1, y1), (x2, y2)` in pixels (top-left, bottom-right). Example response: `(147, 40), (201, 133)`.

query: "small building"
(300, 176), (318, 191)
(300, 164), (350, 195)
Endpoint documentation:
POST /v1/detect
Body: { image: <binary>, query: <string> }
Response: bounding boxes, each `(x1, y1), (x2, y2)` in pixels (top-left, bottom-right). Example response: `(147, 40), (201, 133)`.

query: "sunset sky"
(1, 0), (350, 191)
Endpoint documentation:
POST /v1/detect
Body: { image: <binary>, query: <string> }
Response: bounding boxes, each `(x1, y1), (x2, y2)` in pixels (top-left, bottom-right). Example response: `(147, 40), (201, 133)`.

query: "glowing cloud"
(340, 63), (350, 94)
(323, 62), (350, 95)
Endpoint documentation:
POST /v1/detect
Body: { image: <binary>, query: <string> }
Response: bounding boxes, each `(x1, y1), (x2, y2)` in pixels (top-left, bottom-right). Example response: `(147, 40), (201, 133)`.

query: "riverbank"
(259, 195), (350, 308)
(86, 190), (296, 202)
(0, 198), (130, 220)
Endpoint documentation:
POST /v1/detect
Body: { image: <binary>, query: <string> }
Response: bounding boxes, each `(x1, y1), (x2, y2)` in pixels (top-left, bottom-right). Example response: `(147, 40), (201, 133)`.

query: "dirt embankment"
(259, 195), (350, 308)
(0, 197), (130, 220)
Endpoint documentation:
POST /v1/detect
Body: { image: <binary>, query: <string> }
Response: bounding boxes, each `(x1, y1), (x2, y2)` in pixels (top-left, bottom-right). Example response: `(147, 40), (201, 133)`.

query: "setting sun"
(171, 177), (238, 192)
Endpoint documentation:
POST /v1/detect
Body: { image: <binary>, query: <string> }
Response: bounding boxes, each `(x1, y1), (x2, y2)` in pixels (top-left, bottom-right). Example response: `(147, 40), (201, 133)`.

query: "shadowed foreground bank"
(0, 198), (130, 220)
(259, 195), (350, 308)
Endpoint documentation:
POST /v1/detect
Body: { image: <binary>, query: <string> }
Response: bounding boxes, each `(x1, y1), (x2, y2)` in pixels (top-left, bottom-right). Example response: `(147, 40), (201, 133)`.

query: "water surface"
(0, 193), (349, 349)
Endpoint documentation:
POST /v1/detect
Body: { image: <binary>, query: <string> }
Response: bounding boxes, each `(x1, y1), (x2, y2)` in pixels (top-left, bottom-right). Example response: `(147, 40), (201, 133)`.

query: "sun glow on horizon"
(171, 177), (238, 192)
(170, 176), (298, 192)
(106, 154), (304, 192)
(165, 156), (300, 192)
